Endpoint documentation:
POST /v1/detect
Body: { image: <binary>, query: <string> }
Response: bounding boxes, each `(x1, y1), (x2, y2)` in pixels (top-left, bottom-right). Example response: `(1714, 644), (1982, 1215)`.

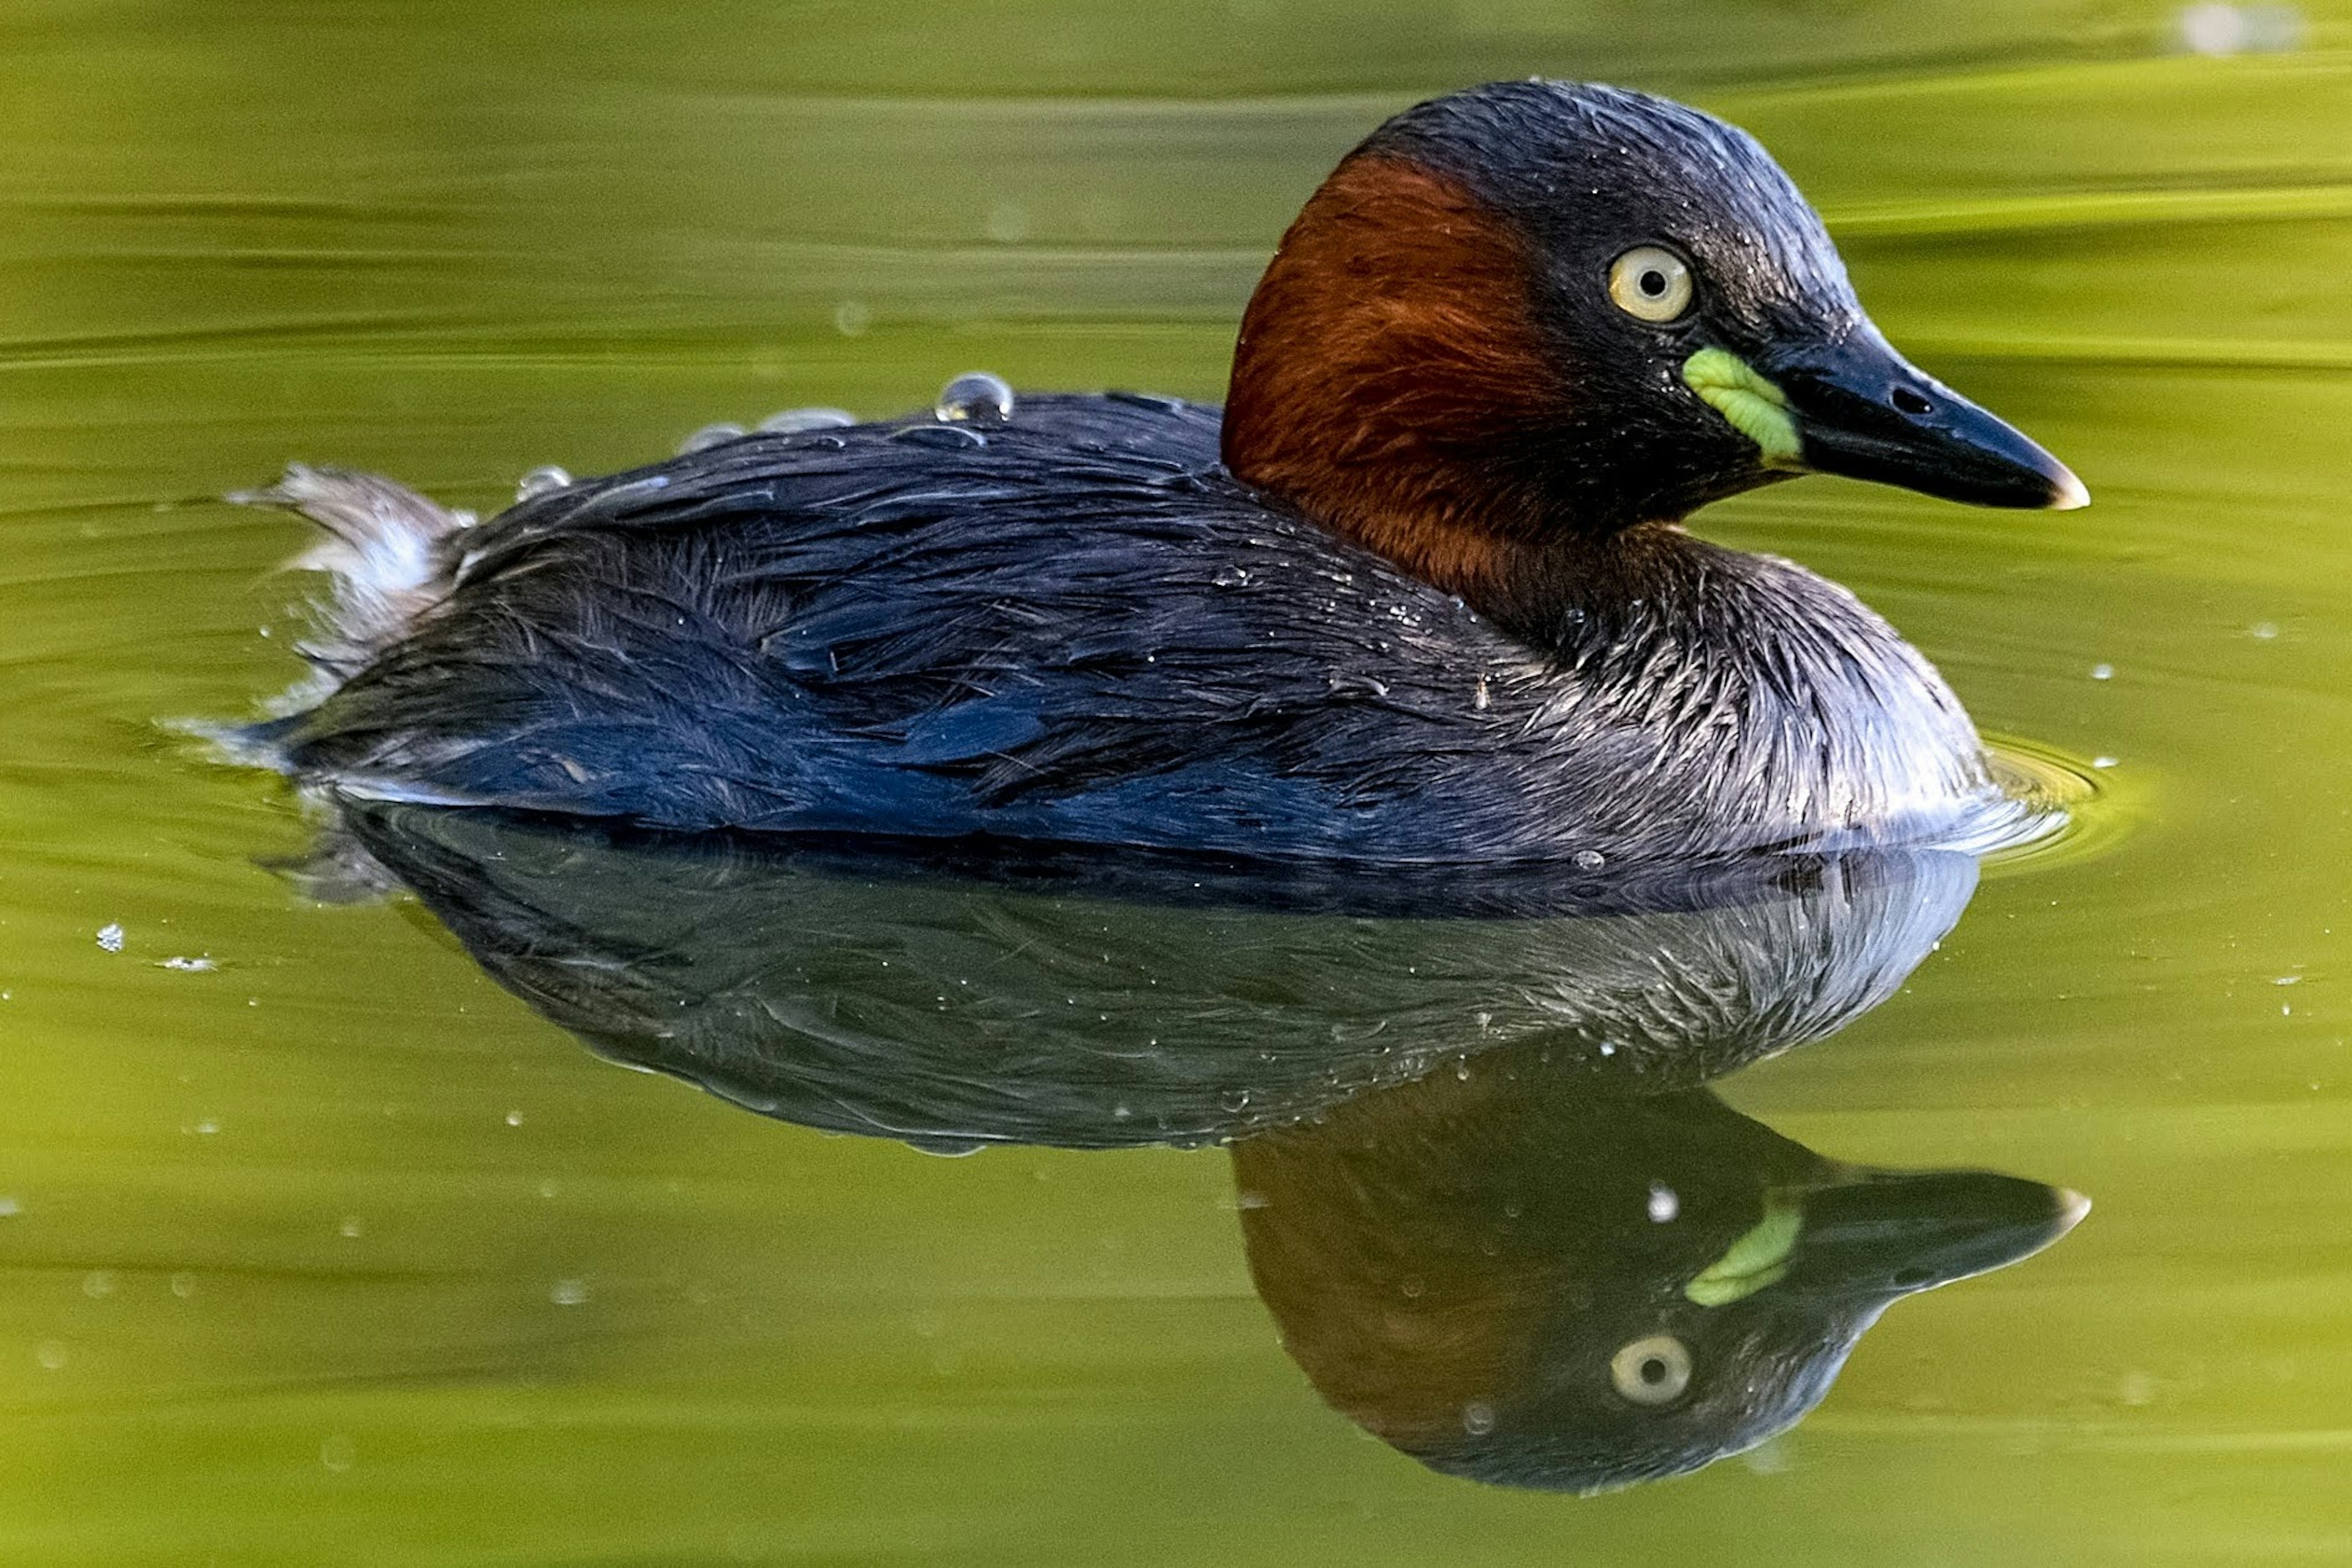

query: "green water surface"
(4, 2), (2351, 1562)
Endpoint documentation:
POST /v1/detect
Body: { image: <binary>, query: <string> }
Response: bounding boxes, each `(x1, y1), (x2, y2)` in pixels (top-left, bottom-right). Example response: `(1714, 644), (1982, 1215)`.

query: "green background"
(3, 1), (2350, 1561)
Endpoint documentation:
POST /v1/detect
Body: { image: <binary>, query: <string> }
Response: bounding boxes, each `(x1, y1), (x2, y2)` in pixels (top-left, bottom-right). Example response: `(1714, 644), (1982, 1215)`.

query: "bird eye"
(1607, 246), (1694, 323)
(1609, 1335), (1693, 1405)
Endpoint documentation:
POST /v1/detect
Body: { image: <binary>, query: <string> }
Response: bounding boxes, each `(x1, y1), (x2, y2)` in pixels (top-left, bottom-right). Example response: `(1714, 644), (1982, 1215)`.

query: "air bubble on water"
(504, 1110), (524, 1126)
(339, 1216), (364, 1239)
(834, 300), (872, 337)
(170, 1272), (196, 1298)
(0, 1197), (18, 1218)
(2252, 621), (2280, 640)
(549, 1279), (589, 1306)
(1648, 1182), (1680, 1223)
(320, 1434), (356, 1472)
(1599, 1041), (1618, 1057)
(1462, 1401), (1496, 1436)
(2093, 756), (2119, 769)
(758, 407), (855, 434)
(935, 372), (1014, 424)
(2275, 975), (2302, 986)
(2090, 663), (2114, 681)
(1574, 849), (1605, 870)
(515, 465), (571, 502)
(34, 1341), (66, 1371)
(677, 423), (746, 455)
(81, 1270), (118, 1298)
(96, 923), (124, 953)
(2180, 2), (2303, 54)
(159, 956), (215, 972)
(187, 1118), (219, 1136)
(985, 200), (1031, 244)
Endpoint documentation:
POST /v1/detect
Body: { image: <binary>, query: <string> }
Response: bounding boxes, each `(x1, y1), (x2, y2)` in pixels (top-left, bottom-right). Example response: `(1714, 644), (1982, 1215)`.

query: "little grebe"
(232, 80), (2084, 866)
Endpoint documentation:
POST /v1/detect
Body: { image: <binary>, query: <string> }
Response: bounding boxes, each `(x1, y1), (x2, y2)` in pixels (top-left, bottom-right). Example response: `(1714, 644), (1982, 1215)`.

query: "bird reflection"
(1234, 1046), (2084, 1492)
(300, 801), (2084, 1491)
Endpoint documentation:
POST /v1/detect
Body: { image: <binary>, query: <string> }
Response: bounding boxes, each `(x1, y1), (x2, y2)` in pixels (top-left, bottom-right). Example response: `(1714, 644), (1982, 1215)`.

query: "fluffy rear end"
(234, 463), (473, 685)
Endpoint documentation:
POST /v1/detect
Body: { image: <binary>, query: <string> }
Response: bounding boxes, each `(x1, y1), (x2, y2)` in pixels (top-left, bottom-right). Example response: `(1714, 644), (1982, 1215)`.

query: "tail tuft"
(231, 464), (473, 682)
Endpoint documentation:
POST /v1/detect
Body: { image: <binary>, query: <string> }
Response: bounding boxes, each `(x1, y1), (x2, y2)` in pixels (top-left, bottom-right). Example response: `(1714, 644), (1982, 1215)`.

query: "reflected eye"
(1610, 1335), (1694, 1404)
(1607, 246), (1694, 323)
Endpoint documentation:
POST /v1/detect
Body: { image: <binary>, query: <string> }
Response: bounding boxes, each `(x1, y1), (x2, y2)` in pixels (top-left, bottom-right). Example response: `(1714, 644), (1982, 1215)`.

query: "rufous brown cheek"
(1223, 156), (1575, 608)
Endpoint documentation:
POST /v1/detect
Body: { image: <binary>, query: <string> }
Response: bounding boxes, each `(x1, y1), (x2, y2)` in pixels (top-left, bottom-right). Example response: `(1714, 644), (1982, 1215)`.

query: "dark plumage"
(304, 799), (1979, 1148)
(228, 80), (2084, 866)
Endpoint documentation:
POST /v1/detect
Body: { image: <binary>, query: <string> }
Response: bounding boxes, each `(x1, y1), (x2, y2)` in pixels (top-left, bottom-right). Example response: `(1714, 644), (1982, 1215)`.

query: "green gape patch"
(1683, 348), (1804, 469)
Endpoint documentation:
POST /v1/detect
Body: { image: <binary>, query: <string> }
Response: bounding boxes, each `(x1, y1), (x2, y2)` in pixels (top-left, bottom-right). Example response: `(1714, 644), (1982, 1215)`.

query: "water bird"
(228, 80), (2085, 865)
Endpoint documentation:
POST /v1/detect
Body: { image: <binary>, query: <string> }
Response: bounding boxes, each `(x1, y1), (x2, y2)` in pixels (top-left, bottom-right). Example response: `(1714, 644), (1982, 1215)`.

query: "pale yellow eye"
(1609, 1335), (1693, 1404)
(1607, 246), (1694, 322)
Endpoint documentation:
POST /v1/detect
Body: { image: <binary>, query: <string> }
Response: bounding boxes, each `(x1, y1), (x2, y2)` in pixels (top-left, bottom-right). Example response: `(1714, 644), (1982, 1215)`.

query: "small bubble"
(96, 923), (124, 953)
(935, 371), (1014, 424)
(985, 200), (1031, 244)
(189, 1118), (219, 1137)
(515, 465), (571, 502)
(34, 1340), (66, 1371)
(677, 423), (745, 455)
(2093, 756), (2119, 770)
(159, 956), (216, 973)
(2251, 621), (2280, 640)
(2090, 663), (2114, 681)
(339, 1216), (363, 1239)
(1648, 1182), (1679, 1223)
(320, 1434), (355, 1472)
(169, 1272), (196, 1298)
(538, 1179), (560, 1199)
(1235, 1189), (1270, 1210)
(757, 407), (854, 434)
(1462, 1401), (1497, 1436)
(81, 1270), (118, 1298)
(2118, 1370), (2156, 1406)
(549, 1279), (589, 1306)
(1574, 849), (1606, 870)
(833, 300), (872, 337)
(0, 1197), (19, 1218)
(504, 1110), (524, 1127)
(1598, 1041), (1618, 1057)
(2275, 975), (2302, 987)
(1400, 1276), (1427, 1298)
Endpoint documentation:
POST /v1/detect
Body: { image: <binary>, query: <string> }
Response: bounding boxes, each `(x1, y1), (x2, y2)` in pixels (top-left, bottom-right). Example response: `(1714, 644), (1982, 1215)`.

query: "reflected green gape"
(1685, 1189), (1804, 1306)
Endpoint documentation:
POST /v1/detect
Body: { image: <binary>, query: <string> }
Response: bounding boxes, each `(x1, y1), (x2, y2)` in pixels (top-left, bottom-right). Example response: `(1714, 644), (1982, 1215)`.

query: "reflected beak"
(1781, 1169), (2089, 1302)
(1765, 332), (2089, 511)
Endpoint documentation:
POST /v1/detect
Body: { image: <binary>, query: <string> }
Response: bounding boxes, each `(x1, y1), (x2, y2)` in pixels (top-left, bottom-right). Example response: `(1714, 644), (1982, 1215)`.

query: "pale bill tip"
(2054, 1188), (2094, 1229)
(2048, 467), (2092, 511)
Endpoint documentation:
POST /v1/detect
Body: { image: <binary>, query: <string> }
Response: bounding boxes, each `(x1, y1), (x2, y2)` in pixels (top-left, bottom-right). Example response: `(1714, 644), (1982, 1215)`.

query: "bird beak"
(1761, 330), (2089, 511)
(1776, 1169), (2089, 1302)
